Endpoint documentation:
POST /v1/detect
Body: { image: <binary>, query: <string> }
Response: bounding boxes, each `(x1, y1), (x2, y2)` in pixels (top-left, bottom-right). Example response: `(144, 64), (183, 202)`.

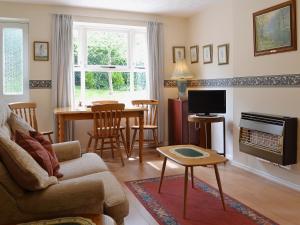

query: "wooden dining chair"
(87, 103), (125, 166)
(8, 102), (54, 143)
(92, 100), (127, 151)
(129, 100), (159, 155)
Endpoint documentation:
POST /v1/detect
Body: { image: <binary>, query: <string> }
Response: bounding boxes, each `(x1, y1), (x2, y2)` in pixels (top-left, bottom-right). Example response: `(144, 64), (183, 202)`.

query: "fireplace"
(239, 112), (297, 166)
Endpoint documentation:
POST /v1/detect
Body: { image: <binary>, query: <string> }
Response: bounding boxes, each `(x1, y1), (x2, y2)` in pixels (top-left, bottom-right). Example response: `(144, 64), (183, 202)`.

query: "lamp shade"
(171, 59), (193, 80)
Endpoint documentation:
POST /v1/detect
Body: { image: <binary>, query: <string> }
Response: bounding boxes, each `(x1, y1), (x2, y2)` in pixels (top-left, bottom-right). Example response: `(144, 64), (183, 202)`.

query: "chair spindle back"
(132, 100), (159, 126)
(91, 104), (125, 138)
(8, 102), (38, 130)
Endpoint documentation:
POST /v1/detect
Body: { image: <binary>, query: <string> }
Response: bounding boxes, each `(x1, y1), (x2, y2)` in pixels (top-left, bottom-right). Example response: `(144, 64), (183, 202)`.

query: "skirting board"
(230, 160), (300, 192)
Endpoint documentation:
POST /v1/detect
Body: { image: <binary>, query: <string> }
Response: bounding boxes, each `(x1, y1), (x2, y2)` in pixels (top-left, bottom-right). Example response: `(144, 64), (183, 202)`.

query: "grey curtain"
(147, 21), (164, 143)
(52, 14), (74, 141)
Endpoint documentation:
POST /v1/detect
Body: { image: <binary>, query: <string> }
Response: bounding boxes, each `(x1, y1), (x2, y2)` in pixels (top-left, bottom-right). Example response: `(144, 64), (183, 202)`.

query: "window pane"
(134, 72), (146, 91)
(74, 71), (81, 105)
(85, 72), (110, 102)
(112, 72), (130, 91)
(73, 29), (79, 65)
(3, 28), (23, 95)
(87, 31), (128, 66)
(134, 33), (146, 68)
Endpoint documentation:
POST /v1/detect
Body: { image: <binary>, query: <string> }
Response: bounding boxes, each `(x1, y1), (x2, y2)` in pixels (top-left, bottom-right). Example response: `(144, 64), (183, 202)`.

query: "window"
(0, 22), (28, 102)
(73, 23), (148, 106)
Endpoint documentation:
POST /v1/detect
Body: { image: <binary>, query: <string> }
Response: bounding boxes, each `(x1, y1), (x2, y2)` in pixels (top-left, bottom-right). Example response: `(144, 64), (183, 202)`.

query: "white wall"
(0, 2), (188, 148)
(184, 0), (235, 158)
(187, 0), (300, 189)
(188, 0), (234, 79)
(232, 0), (300, 188)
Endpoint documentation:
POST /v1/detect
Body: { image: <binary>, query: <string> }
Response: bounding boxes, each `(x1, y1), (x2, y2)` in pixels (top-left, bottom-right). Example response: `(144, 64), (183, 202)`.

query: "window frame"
(73, 23), (148, 106)
(0, 22), (29, 103)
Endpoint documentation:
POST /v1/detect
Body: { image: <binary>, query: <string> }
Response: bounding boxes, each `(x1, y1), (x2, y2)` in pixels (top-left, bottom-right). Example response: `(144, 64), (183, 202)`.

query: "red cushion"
(15, 130), (53, 176)
(29, 131), (63, 178)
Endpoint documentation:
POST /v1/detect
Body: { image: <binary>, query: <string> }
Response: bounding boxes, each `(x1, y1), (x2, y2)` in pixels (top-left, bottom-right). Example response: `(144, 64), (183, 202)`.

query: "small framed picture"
(190, 45), (199, 64)
(203, 44), (213, 64)
(34, 41), (49, 61)
(218, 44), (229, 65)
(173, 46), (185, 63)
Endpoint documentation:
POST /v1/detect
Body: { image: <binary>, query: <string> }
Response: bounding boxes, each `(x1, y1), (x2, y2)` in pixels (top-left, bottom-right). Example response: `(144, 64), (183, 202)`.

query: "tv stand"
(188, 114), (226, 156)
(196, 113), (218, 117)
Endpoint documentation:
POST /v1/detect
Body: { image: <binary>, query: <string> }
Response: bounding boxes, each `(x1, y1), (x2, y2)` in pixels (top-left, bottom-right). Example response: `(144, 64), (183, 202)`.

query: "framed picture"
(190, 45), (199, 64)
(34, 41), (49, 61)
(253, 0), (297, 56)
(203, 44), (213, 64)
(218, 44), (229, 65)
(173, 46), (185, 63)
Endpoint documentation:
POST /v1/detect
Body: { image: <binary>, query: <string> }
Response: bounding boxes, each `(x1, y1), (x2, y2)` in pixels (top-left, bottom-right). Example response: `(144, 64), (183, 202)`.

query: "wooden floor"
(102, 147), (300, 225)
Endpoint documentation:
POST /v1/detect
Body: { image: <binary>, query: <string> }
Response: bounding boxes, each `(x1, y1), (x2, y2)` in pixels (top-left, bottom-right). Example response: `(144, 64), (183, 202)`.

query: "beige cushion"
(0, 162), (25, 198)
(59, 153), (108, 180)
(8, 112), (35, 136)
(0, 103), (12, 138)
(0, 103), (11, 127)
(17, 174), (104, 214)
(0, 124), (11, 139)
(0, 136), (57, 191)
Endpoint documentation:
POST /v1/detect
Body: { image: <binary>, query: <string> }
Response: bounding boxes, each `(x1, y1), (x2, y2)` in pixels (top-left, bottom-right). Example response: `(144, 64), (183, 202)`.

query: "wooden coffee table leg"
(158, 157), (167, 193)
(190, 166), (194, 188)
(214, 164), (226, 210)
(183, 166), (189, 218)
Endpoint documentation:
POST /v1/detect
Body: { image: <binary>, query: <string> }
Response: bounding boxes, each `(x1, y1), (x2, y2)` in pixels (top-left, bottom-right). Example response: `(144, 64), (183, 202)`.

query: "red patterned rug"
(126, 175), (278, 225)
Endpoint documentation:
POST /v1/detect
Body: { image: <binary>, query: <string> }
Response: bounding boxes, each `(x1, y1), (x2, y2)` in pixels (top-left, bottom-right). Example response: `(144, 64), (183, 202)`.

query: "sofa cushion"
(0, 136), (58, 191)
(17, 174), (104, 214)
(59, 153), (108, 180)
(8, 112), (35, 137)
(0, 103), (12, 139)
(15, 130), (54, 177)
(29, 131), (62, 178)
(0, 124), (11, 139)
(0, 161), (25, 198)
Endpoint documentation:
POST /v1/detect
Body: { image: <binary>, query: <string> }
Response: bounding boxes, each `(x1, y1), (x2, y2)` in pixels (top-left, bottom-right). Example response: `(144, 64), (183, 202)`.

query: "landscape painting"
(253, 0), (296, 56)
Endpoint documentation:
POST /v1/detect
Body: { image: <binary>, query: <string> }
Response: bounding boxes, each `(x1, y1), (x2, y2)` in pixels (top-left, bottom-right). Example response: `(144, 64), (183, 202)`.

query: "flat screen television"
(188, 90), (226, 116)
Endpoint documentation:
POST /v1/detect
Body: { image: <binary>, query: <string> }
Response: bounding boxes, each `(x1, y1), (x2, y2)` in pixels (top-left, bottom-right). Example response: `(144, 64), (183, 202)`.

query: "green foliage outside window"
(74, 30), (147, 102)
(85, 72), (109, 90)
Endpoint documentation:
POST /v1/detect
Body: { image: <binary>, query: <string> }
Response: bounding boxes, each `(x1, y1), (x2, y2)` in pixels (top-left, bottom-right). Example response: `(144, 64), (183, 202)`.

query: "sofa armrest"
(17, 175), (104, 214)
(52, 141), (81, 162)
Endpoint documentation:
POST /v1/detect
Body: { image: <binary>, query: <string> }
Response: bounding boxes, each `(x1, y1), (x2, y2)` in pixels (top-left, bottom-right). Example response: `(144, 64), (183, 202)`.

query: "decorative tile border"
(29, 80), (52, 89)
(164, 74), (300, 88)
(233, 74), (300, 87)
(30, 74), (300, 89)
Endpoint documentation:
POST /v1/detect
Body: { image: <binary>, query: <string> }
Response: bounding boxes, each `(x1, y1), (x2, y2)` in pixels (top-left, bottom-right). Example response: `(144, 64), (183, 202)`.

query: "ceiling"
(0, 0), (220, 17)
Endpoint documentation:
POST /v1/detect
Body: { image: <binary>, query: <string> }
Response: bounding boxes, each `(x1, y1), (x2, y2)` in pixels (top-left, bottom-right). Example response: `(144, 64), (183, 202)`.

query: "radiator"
(239, 112), (297, 165)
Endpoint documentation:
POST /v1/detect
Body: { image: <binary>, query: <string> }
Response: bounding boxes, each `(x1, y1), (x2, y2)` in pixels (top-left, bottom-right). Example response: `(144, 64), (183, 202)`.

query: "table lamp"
(171, 59), (193, 99)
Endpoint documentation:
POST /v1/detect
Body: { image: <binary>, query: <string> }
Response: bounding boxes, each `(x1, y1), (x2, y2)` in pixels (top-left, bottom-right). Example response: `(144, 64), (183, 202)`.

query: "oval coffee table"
(157, 145), (227, 219)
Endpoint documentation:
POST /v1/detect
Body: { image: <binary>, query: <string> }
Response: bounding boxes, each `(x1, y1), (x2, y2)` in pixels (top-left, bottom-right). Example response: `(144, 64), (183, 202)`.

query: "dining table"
(54, 106), (145, 163)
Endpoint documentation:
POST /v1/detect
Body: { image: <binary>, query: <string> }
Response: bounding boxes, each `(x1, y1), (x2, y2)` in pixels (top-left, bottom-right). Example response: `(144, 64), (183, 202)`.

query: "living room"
(0, 0), (300, 225)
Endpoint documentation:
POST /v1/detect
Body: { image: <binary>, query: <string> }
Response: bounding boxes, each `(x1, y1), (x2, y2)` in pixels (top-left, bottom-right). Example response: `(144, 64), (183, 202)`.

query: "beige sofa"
(0, 104), (128, 225)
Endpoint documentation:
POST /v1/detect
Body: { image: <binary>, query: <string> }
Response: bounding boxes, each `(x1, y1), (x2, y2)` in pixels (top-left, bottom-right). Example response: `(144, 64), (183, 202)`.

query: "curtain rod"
(51, 13), (161, 24)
